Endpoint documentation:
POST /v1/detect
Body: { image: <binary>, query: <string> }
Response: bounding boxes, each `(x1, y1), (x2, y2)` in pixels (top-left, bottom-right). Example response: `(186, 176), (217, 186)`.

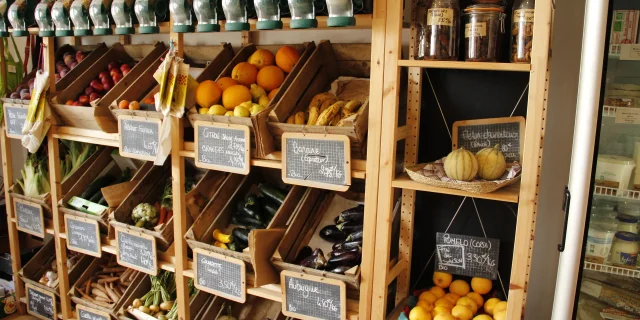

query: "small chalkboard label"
(118, 115), (161, 161)
(76, 304), (110, 320)
(282, 133), (351, 191)
(193, 249), (246, 303)
(115, 228), (157, 275)
(435, 232), (500, 279)
(4, 105), (28, 138)
(194, 121), (250, 175)
(65, 215), (101, 257)
(452, 117), (525, 163)
(281, 271), (346, 320)
(14, 198), (45, 238)
(26, 283), (56, 320)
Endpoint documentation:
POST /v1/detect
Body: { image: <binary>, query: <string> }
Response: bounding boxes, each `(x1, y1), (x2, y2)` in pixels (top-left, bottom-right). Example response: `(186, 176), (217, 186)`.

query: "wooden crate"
(19, 238), (92, 298)
(110, 44), (235, 121)
(187, 42), (316, 158)
(1, 70), (36, 104)
(271, 188), (363, 290)
(267, 41), (371, 158)
(196, 295), (284, 320)
(50, 42), (167, 133)
(69, 256), (146, 319)
(55, 43), (110, 90)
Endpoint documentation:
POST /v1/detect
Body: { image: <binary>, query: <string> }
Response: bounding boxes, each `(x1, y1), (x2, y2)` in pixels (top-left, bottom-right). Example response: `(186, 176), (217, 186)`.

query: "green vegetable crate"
(194, 295), (284, 319)
(184, 167), (306, 288)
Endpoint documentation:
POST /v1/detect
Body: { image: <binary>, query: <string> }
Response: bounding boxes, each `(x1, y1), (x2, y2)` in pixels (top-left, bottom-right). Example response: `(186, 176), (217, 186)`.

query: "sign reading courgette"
(193, 248), (246, 303)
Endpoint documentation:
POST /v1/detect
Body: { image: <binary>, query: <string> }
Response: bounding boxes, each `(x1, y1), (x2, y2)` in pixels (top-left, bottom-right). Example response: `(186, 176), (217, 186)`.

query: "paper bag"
(21, 71), (52, 153)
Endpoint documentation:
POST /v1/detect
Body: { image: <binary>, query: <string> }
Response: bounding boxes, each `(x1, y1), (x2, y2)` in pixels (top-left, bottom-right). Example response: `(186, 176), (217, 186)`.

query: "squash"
(476, 144), (507, 180)
(444, 148), (478, 181)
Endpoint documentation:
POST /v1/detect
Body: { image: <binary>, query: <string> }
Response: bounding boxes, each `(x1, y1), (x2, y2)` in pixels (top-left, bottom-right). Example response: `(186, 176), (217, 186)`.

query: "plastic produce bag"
(21, 71), (51, 153)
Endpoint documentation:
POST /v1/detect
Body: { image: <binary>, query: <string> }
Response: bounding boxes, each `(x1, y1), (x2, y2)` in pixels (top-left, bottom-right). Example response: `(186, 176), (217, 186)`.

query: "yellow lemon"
(493, 301), (507, 314)
(466, 292), (484, 308)
(456, 296), (478, 314)
(429, 286), (446, 299)
(208, 104), (227, 116)
(419, 291), (438, 304)
(234, 106), (251, 117)
(435, 298), (454, 309)
(433, 313), (455, 320)
(493, 310), (507, 320)
(224, 111), (234, 116)
(484, 298), (500, 315)
(451, 305), (473, 320)
(471, 277), (493, 295)
(258, 94), (270, 107)
(432, 306), (451, 317)
(199, 107), (209, 114)
(449, 280), (471, 296)
(473, 315), (493, 320)
(433, 272), (453, 288)
(417, 300), (434, 312)
(443, 293), (460, 304)
(409, 306), (432, 320)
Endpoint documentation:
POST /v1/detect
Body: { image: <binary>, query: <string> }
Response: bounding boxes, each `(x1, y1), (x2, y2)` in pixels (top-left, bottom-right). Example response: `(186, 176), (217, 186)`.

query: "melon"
(444, 148), (478, 181)
(476, 145), (507, 180)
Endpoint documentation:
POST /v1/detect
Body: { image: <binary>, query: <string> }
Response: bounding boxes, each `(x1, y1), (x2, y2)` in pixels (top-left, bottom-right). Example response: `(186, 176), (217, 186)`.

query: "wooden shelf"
(52, 127), (119, 148)
(398, 59), (532, 72)
(584, 261), (640, 278)
(392, 173), (520, 203)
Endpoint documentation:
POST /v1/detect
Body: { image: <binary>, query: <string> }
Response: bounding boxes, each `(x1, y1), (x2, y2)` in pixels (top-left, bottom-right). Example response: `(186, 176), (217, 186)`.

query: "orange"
(268, 88), (279, 100)
(129, 101), (140, 110)
(470, 277), (492, 295)
(222, 85), (252, 110)
(449, 280), (471, 296)
(433, 272), (453, 289)
(256, 65), (285, 92)
(118, 100), (129, 109)
(231, 62), (258, 86)
(275, 46), (300, 73)
(217, 77), (238, 92)
(247, 49), (275, 69)
(195, 80), (222, 108)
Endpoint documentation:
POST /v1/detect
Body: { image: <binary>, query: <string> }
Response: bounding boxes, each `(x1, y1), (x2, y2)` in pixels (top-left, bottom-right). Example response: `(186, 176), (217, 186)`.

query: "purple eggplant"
(300, 248), (327, 269)
(327, 252), (361, 269)
(327, 265), (353, 275)
(319, 225), (348, 242)
(336, 205), (364, 224)
(336, 221), (363, 234)
(293, 246), (313, 264)
(333, 240), (362, 251)
(330, 247), (361, 258)
(346, 230), (363, 242)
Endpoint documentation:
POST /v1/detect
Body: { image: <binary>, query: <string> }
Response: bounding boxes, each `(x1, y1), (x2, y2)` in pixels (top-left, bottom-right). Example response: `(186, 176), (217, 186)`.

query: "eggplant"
(300, 248), (327, 269)
(346, 230), (363, 242)
(327, 265), (353, 275)
(336, 221), (363, 234)
(327, 252), (360, 269)
(259, 183), (287, 205)
(231, 215), (265, 229)
(336, 205), (365, 224)
(333, 240), (362, 251)
(330, 247), (361, 258)
(319, 225), (348, 242)
(236, 202), (263, 221)
(293, 246), (313, 264)
(232, 228), (250, 244)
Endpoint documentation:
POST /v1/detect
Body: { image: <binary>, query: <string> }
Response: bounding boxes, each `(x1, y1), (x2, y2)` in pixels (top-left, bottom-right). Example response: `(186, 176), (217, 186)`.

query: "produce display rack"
(0, 1), (554, 320)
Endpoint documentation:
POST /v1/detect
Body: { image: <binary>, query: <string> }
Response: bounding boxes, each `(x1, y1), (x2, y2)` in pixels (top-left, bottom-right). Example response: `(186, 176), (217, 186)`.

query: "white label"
(581, 280), (603, 298)
(465, 22), (487, 38)
(427, 8), (454, 26)
(514, 9), (535, 23)
(616, 107), (640, 124)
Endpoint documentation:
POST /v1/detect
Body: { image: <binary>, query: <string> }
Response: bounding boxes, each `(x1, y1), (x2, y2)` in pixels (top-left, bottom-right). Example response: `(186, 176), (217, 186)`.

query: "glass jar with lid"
(618, 200), (640, 218)
(135, 0), (167, 34)
(585, 216), (618, 264)
(462, 4), (505, 62)
(326, 0), (355, 27)
(88, 0), (110, 35)
(222, 0), (249, 31)
(611, 231), (639, 268)
(35, 0), (55, 37)
(254, 0), (282, 30)
(617, 214), (639, 234)
(52, 0), (74, 36)
(421, 0), (460, 60)
(169, 0), (194, 32)
(193, 0), (219, 32)
(111, 0), (135, 34)
(288, 0), (317, 29)
(510, 0), (534, 63)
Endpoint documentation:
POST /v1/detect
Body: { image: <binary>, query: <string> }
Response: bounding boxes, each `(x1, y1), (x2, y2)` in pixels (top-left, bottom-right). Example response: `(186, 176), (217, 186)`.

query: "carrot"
(158, 207), (167, 226)
(154, 202), (161, 212)
(97, 277), (120, 284)
(166, 210), (173, 221)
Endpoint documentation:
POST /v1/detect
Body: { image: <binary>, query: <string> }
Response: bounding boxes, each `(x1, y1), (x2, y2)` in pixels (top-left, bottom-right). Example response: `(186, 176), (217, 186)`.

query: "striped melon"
(476, 144), (507, 180)
(444, 148), (478, 181)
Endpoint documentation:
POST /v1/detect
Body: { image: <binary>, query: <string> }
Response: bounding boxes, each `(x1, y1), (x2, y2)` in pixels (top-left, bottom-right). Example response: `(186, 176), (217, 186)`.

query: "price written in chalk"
(76, 304), (110, 320)
(281, 271), (346, 320)
(118, 116), (161, 161)
(194, 249), (246, 303)
(26, 284), (56, 320)
(14, 199), (44, 238)
(194, 122), (250, 175)
(435, 232), (500, 279)
(453, 117), (525, 163)
(116, 228), (157, 275)
(65, 215), (101, 257)
(4, 106), (28, 138)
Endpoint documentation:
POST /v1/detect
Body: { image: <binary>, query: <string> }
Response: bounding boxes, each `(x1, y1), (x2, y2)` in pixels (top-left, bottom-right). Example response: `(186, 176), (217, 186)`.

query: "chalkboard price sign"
(452, 117), (525, 163)
(118, 115), (161, 161)
(76, 304), (110, 320)
(282, 133), (351, 191)
(116, 228), (157, 275)
(4, 105), (28, 138)
(65, 215), (101, 257)
(14, 198), (45, 238)
(435, 232), (500, 279)
(193, 249), (246, 303)
(281, 271), (346, 320)
(194, 121), (250, 175)
(26, 283), (56, 320)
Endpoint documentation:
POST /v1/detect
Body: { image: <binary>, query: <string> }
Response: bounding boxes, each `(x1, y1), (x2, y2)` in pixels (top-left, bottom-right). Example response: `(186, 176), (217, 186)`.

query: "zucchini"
(228, 242), (238, 252)
(232, 228), (250, 244)
(89, 190), (103, 203)
(245, 194), (260, 206)
(231, 215), (265, 229)
(81, 175), (115, 200)
(259, 184), (286, 205)
(236, 202), (263, 221)
(117, 167), (132, 183)
(263, 202), (278, 217)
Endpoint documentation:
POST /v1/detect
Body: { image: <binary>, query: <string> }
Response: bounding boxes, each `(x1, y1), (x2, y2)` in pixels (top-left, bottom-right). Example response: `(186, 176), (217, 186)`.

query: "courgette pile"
(211, 183), (287, 252)
(76, 168), (131, 208)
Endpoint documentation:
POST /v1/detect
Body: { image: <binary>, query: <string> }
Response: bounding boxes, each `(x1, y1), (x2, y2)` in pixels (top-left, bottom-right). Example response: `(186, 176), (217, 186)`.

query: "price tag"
(282, 133), (351, 191)
(281, 271), (346, 320)
(452, 117), (525, 163)
(118, 115), (161, 161)
(65, 215), (101, 257)
(26, 283), (56, 320)
(3, 105), (27, 138)
(194, 121), (250, 175)
(193, 248), (246, 303)
(14, 198), (45, 238)
(115, 228), (157, 275)
(616, 107), (640, 124)
(435, 232), (500, 279)
(76, 304), (110, 320)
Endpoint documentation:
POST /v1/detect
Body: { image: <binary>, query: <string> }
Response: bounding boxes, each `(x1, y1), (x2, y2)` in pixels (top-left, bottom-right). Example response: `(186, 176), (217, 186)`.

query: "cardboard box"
(610, 10), (640, 55)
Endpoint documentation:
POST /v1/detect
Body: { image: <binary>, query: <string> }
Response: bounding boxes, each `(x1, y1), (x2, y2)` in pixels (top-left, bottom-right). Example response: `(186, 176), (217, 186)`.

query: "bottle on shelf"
(254, 0), (282, 30)
(35, 0), (55, 37)
(326, 0), (355, 27)
(288, 0), (317, 29)
(462, 4), (505, 62)
(510, 0), (534, 63)
(418, 0), (460, 61)
(222, 0), (250, 31)
(52, 0), (74, 36)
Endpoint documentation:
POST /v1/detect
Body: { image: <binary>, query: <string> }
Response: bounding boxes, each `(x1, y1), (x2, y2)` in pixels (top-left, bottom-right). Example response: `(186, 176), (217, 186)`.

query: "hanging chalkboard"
(282, 133), (351, 191)
(4, 105), (28, 138)
(26, 283), (56, 320)
(452, 117), (525, 163)
(76, 304), (110, 320)
(65, 215), (101, 257)
(115, 228), (157, 275)
(281, 271), (346, 320)
(194, 121), (250, 175)
(435, 232), (500, 280)
(118, 115), (161, 161)
(193, 249), (246, 303)
(14, 198), (45, 238)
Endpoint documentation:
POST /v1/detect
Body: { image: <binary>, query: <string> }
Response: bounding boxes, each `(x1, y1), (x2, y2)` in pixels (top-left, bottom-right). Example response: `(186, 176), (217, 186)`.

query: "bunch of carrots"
(153, 202), (173, 227)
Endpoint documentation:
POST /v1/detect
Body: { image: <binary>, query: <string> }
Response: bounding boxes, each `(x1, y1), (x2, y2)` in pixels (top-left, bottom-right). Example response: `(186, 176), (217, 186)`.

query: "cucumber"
(258, 184), (286, 205)
(98, 197), (107, 206)
(81, 175), (115, 200)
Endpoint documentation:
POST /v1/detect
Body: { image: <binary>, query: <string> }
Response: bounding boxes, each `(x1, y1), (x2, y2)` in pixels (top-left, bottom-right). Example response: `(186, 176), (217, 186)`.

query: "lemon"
(259, 94), (270, 107)
(443, 293), (460, 304)
(435, 298), (454, 309)
(417, 300), (434, 312)
(224, 111), (234, 116)
(250, 104), (266, 115)
(429, 286), (446, 299)
(431, 306), (451, 317)
(451, 305), (473, 320)
(456, 296), (478, 314)
(466, 292), (484, 308)
(199, 107), (209, 114)
(493, 310), (507, 320)
(234, 106), (251, 117)
(409, 306), (432, 320)
(208, 104), (227, 116)
(473, 315), (493, 320)
(433, 313), (455, 320)
(433, 272), (453, 288)
(493, 301), (507, 314)
(419, 291), (438, 304)
(484, 298), (500, 315)
(471, 277), (493, 295)
(450, 280), (471, 296)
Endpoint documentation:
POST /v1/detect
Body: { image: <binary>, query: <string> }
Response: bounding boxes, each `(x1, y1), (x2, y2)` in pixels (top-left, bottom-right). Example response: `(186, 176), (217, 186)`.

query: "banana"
(341, 107), (355, 119)
(295, 112), (306, 125)
(344, 100), (362, 112)
(307, 92), (336, 111)
(320, 98), (338, 112)
(329, 113), (341, 126)
(316, 101), (347, 126)
(286, 115), (295, 124)
(307, 106), (319, 125)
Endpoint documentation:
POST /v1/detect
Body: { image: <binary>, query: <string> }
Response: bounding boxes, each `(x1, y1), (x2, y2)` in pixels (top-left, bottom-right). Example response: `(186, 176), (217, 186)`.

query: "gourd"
(444, 148), (478, 181)
(476, 144), (507, 180)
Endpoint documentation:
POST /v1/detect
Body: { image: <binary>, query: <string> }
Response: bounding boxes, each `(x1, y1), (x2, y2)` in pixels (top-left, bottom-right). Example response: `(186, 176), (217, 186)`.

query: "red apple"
(84, 86), (94, 95)
(122, 69), (131, 76)
(56, 61), (67, 72)
(60, 69), (68, 77)
(110, 69), (120, 78)
(101, 76), (112, 85)
(102, 81), (112, 91)
(89, 93), (101, 101)
(99, 71), (110, 79)
(112, 73), (123, 83)
(78, 95), (89, 105)
(108, 62), (119, 71)
(91, 82), (104, 92)
(63, 52), (73, 58)
(75, 51), (85, 62)
(72, 101), (81, 106)
(120, 64), (130, 72)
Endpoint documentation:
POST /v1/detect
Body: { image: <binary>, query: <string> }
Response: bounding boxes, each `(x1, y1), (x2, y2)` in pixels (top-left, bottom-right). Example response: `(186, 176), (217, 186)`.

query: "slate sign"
(281, 271), (346, 320)
(116, 228), (157, 275)
(435, 232), (500, 280)
(118, 116), (161, 161)
(194, 249), (246, 303)
(26, 284), (56, 320)
(65, 215), (101, 257)
(76, 304), (110, 320)
(194, 121), (250, 175)
(452, 117), (525, 163)
(4, 105), (27, 138)
(282, 133), (351, 191)
(15, 198), (44, 238)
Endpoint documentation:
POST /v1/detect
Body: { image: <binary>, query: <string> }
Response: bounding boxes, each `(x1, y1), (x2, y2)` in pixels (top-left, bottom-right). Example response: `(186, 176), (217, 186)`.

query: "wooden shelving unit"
(397, 60), (532, 72)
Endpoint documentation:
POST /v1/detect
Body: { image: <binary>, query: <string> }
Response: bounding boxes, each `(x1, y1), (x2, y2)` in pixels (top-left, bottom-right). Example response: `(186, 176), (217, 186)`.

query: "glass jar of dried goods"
(463, 4), (505, 62)
(421, 0), (460, 60)
(510, 0), (534, 63)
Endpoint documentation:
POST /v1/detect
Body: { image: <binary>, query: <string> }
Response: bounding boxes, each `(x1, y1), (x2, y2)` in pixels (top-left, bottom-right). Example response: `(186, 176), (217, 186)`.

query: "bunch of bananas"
(285, 92), (363, 126)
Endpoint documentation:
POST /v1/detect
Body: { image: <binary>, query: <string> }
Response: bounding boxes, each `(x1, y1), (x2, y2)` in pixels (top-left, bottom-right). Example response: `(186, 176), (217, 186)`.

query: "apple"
(108, 62), (119, 71)
(72, 101), (81, 106)
(55, 74), (61, 81)
(89, 93), (101, 101)
(75, 51), (85, 62)
(84, 86), (94, 95)
(56, 62), (67, 72)
(120, 64), (130, 72)
(110, 69), (120, 77)
(9, 92), (19, 99)
(65, 100), (74, 105)
(102, 81), (112, 91)
(101, 76), (112, 85)
(99, 71), (110, 79)
(69, 61), (78, 69)
(78, 95), (90, 105)
(91, 82), (104, 92)
(122, 69), (131, 76)
(63, 52), (73, 58)
(60, 69), (68, 78)
(112, 73), (123, 83)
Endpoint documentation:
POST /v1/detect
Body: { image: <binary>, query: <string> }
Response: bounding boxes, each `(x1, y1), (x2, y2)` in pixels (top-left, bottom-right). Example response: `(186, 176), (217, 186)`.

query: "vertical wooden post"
(119, 35), (131, 45)
(241, 31), (251, 46)
(69, 37), (81, 46)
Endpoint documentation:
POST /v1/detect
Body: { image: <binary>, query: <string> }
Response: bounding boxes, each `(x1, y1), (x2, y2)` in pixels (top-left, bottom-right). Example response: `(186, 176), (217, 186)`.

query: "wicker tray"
(405, 158), (522, 194)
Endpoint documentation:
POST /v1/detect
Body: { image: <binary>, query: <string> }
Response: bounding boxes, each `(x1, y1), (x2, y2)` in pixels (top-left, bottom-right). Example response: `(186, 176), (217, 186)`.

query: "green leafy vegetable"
(17, 153), (50, 197)
(60, 140), (97, 179)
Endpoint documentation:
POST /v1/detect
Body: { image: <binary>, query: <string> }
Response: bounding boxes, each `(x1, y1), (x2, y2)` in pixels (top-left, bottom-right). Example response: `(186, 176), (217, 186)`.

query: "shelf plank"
(392, 173), (520, 203)
(52, 127), (119, 148)
(584, 261), (640, 278)
(398, 59), (531, 72)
